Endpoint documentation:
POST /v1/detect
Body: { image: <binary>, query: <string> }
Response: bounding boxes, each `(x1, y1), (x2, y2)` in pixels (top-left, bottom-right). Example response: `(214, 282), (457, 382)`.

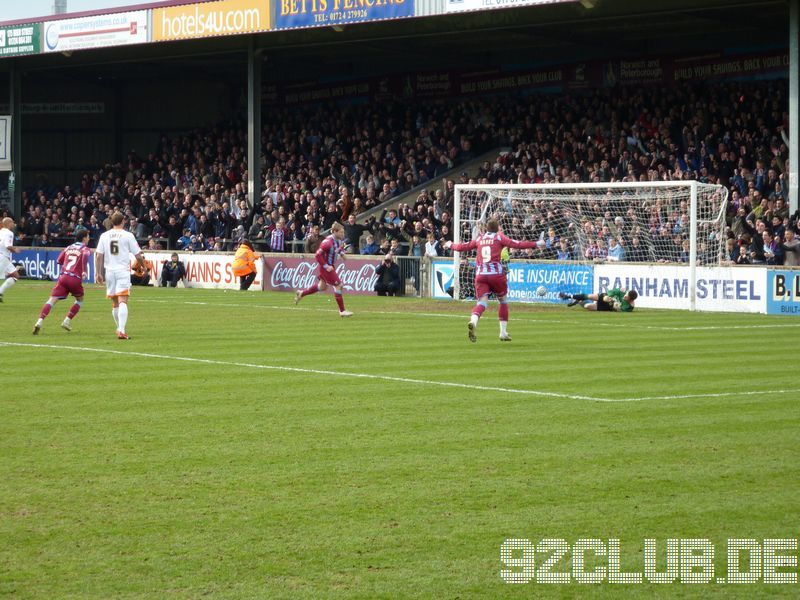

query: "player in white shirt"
(0, 217), (20, 302)
(95, 212), (147, 339)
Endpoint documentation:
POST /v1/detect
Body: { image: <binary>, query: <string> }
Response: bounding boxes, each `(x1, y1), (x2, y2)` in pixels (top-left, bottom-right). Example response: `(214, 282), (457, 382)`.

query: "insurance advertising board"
(152, 0), (271, 42)
(43, 10), (148, 52)
(275, 0), (414, 30)
(430, 260), (592, 303)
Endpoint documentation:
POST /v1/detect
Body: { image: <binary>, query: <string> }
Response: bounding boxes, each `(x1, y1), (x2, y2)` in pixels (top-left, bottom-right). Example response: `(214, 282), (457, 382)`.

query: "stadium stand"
(2, 79), (794, 265)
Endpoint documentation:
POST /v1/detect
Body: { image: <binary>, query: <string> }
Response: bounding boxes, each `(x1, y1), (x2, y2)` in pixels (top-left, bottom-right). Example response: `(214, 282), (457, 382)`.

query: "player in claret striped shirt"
(444, 218), (539, 342)
(294, 222), (352, 317)
(33, 229), (92, 335)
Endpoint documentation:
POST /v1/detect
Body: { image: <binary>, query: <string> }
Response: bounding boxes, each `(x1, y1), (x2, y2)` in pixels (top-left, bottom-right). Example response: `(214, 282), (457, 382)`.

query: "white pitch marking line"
(0, 341), (605, 402)
(2, 341), (797, 404)
(138, 299), (800, 331)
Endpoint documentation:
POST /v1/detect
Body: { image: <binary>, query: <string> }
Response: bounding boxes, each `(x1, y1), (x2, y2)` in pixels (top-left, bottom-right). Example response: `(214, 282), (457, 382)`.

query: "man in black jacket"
(374, 253), (401, 296)
(160, 253), (186, 288)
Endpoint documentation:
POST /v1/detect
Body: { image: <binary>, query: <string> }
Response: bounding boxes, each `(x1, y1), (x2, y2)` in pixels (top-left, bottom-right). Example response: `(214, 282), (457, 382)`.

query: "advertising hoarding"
(445, 0), (575, 14)
(263, 255), (380, 295)
(594, 264), (765, 313)
(431, 260), (592, 303)
(142, 251), (264, 290)
(0, 24), (40, 57)
(153, 0), (271, 41)
(765, 269), (800, 316)
(275, 0), (414, 30)
(43, 10), (148, 52)
(16, 248), (96, 283)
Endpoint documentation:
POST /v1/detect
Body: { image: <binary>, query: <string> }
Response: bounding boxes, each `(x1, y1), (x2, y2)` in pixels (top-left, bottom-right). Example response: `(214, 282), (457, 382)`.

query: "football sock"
(0, 277), (16, 294)
(40, 301), (54, 320)
(112, 307), (119, 327)
(498, 302), (509, 327)
(117, 303), (128, 334)
(300, 284), (320, 298)
(67, 301), (82, 319)
(573, 293), (587, 301)
(472, 301), (488, 322)
(334, 291), (345, 312)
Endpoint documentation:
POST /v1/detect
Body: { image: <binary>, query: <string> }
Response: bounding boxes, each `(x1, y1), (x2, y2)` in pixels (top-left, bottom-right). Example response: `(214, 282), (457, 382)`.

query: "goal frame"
(453, 181), (728, 311)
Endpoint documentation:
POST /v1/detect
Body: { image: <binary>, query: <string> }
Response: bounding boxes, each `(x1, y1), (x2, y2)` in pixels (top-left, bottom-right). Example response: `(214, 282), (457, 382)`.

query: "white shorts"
(0, 255), (17, 277)
(105, 270), (132, 298)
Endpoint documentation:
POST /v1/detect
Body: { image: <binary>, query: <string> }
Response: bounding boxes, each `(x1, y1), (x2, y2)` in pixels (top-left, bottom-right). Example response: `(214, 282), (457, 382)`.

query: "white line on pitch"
(0, 341), (604, 402)
(597, 389), (800, 402)
(138, 299), (800, 331)
(2, 341), (798, 404)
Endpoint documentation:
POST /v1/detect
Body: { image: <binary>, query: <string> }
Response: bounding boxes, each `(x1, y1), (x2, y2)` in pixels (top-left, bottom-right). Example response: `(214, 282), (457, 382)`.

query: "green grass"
(1, 280), (799, 598)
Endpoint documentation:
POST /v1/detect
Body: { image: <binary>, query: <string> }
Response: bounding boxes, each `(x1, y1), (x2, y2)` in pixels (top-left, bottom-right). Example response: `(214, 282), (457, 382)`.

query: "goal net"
(453, 182), (728, 308)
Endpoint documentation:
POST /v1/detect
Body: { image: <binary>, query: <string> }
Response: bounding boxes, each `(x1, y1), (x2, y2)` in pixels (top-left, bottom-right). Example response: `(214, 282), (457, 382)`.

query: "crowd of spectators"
(1, 78), (796, 267)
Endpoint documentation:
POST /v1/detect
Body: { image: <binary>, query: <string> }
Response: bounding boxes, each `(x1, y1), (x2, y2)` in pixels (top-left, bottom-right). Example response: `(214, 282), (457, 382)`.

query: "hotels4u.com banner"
(263, 255), (380, 295)
(152, 0), (271, 42)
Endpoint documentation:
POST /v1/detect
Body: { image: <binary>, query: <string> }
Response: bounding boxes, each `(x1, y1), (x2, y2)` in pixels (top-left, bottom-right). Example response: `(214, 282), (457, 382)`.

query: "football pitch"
(2, 281), (799, 598)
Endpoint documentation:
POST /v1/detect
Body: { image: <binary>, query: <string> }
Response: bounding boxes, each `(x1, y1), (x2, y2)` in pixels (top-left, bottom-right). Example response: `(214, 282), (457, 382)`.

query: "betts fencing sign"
(263, 256), (380, 294)
(43, 11), (148, 52)
(0, 24), (40, 57)
(275, 0), (414, 30)
(153, 0), (271, 42)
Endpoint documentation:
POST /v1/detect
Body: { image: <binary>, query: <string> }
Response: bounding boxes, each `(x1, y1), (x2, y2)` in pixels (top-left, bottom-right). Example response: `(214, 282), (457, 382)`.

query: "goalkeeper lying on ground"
(559, 288), (638, 312)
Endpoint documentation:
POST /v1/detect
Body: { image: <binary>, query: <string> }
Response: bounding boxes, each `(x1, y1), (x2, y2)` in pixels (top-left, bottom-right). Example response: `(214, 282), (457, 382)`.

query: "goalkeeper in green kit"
(559, 288), (638, 312)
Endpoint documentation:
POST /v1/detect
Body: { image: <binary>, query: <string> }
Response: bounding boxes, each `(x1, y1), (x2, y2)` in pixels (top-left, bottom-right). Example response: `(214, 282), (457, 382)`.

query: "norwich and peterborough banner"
(43, 10), (148, 52)
(0, 116), (10, 172)
(445, 0), (575, 14)
(274, 0), (414, 30)
(266, 49), (789, 105)
(0, 24), (40, 57)
(152, 0), (271, 42)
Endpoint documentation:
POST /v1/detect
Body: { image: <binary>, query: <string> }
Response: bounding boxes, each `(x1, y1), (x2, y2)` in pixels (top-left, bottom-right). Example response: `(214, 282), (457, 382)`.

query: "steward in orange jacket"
(232, 239), (259, 290)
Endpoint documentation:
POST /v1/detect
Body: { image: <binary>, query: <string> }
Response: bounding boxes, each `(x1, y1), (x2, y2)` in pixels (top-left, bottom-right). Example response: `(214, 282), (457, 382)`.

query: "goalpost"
(453, 181), (729, 311)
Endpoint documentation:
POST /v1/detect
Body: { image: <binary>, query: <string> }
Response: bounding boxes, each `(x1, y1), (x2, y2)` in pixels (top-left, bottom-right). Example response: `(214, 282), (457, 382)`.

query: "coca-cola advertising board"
(263, 256), (380, 295)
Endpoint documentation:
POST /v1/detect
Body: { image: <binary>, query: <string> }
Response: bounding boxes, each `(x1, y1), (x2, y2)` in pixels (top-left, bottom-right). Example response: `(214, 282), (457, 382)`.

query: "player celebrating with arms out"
(444, 217), (539, 342)
(294, 222), (353, 317)
(560, 288), (638, 312)
(95, 212), (148, 339)
(33, 229), (92, 334)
